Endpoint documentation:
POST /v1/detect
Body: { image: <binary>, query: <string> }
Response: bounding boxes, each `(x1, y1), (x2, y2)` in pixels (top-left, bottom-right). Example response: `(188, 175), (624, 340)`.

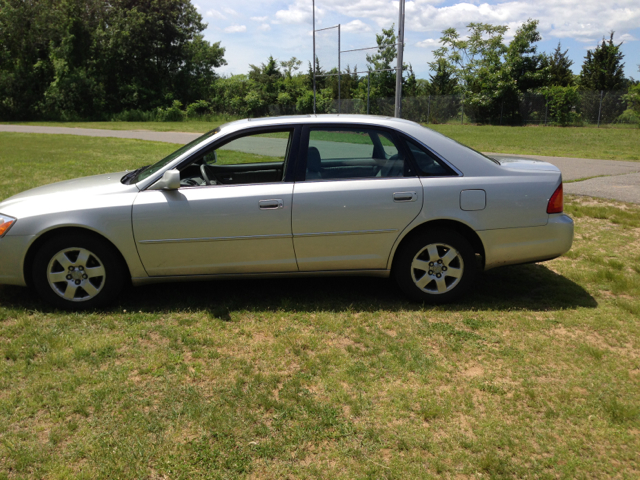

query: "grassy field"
(0, 120), (232, 133)
(430, 125), (640, 162)
(0, 133), (179, 199)
(3, 119), (640, 161)
(0, 134), (639, 478)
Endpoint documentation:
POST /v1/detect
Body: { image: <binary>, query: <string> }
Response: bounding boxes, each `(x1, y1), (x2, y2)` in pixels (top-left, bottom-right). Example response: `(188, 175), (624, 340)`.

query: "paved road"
(0, 124), (201, 144)
(2, 125), (639, 203)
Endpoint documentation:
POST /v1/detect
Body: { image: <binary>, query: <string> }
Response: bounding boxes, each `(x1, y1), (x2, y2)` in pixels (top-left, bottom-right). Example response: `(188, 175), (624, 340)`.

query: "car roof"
(219, 114), (422, 133)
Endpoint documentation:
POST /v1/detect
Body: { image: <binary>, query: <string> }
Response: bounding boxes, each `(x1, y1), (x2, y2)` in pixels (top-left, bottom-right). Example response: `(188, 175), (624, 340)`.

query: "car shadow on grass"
(0, 263), (597, 315)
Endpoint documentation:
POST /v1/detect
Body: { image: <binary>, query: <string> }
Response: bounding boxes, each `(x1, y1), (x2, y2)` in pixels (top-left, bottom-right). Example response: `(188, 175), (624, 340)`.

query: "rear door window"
(305, 127), (406, 180)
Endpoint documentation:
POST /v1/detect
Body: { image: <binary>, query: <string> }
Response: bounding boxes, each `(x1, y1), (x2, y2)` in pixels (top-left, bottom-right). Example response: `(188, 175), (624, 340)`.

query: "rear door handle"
(393, 191), (417, 202)
(259, 199), (284, 210)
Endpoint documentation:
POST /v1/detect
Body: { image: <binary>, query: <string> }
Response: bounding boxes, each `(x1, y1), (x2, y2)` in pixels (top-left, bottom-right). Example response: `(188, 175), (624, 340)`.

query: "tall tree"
(580, 32), (625, 91)
(431, 19), (545, 122)
(431, 23), (508, 94)
(503, 19), (546, 93)
(0, 0), (226, 120)
(543, 42), (575, 86)
(246, 55), (283, 115)
(0, 0), (68, 119)
(98, 0), (226, 113)
(428, 59), (458, 95)
(366, 25), (398, 99)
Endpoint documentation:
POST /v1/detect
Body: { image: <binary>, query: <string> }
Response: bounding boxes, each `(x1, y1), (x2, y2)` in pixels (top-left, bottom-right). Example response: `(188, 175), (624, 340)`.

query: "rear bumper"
(478, 214), (574, 270)
(0, 235), (34, 286)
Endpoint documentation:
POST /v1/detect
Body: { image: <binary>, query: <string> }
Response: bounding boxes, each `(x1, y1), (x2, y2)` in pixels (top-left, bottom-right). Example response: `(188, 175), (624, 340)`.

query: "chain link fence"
(268, 90), (638, 127)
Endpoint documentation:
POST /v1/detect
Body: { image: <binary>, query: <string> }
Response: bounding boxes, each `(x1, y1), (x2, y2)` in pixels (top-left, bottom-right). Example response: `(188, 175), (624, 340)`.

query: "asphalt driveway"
(2, 125), (639, 203)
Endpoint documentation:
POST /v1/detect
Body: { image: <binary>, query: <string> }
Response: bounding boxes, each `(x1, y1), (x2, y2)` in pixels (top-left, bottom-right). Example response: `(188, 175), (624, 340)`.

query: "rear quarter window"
(405, 139), (456, 177)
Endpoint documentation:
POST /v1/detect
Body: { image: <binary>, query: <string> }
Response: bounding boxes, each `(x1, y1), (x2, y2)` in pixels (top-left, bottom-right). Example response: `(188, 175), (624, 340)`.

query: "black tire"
(32, 233), (126, 310)
(394, 228), (478, 304)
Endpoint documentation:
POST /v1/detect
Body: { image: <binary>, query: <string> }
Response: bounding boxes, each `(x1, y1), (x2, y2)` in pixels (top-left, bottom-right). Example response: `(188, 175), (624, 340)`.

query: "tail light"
(547, 183), (563, 214)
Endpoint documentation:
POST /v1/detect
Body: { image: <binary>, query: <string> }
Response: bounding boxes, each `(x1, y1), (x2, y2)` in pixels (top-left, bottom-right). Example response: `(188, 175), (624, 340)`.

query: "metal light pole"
(338, 24), (341, 114)
(394, 0), (406, 118)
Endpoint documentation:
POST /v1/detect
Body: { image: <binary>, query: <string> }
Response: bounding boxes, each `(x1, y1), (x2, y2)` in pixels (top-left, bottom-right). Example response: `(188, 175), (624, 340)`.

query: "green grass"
(0, 133), (179, 200)
(5, 120), (640, 161)
(0, 119), (234, 133)
(429, 124), (640, 161)
(1, 134), (640, 478)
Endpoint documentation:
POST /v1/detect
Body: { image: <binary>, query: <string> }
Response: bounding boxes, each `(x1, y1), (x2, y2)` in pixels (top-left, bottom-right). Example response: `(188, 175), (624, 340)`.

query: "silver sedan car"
(0, 115), (573, 309)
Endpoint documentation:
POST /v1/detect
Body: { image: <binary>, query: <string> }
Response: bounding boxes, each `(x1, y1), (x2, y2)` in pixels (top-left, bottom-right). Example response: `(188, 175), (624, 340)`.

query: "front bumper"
(0, 235), (35, 286)
(478, 214), (574, 270)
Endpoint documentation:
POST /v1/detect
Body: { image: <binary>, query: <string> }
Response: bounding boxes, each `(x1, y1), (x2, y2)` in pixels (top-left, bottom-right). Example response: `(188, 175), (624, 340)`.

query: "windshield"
(125, 127), (221, 184)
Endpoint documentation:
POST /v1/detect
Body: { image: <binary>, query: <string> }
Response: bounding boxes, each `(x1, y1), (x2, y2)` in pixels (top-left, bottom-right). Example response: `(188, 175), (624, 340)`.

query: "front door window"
(178, 130), (292, 187)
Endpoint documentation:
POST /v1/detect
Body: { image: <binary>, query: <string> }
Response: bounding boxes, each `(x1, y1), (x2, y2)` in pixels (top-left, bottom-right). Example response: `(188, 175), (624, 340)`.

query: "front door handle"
(259, 199), (284, 210)
(393, 191), (417, 202)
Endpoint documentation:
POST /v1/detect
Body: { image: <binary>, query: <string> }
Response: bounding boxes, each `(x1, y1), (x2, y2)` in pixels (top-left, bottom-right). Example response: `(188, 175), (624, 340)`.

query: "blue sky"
(195, 0), (640, 82)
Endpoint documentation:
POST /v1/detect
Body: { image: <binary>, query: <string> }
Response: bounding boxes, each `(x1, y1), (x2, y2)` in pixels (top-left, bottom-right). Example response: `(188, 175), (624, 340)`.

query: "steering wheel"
(200, 164), (218, 185)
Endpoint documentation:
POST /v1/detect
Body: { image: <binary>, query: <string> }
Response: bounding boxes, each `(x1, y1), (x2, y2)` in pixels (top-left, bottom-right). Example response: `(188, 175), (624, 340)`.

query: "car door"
(132, 127), (299, 276)
(291, 125), (424, 271)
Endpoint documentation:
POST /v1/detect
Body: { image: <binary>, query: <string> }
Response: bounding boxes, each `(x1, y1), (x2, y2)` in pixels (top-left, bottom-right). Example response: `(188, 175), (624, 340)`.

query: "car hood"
(0, 171), (138, 217)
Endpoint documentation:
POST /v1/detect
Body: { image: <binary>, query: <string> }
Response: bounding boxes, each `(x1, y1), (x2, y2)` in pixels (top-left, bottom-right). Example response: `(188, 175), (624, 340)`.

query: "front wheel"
(32, 233), (126, 309)
(394, 229), (478, 304)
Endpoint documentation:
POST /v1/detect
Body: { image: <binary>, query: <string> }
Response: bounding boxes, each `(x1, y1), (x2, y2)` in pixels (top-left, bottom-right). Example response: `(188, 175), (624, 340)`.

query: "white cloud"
(619, 33), (638, 41)
(224, 25), (247, 33)
(274, 0), (316, 24)
(258, 23), (271, 31)
(268, 0), (640, 46)
(206, 10), (226, 20)
(416, 38), (440, 48)
(403, 0), (640, 45)
(251, 16), (268, 22)
(222, 7), (238, 15)
(341, 19), (372, 33)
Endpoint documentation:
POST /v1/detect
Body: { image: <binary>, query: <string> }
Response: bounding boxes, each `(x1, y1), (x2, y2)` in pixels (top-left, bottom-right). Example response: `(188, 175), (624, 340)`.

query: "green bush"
(295, 88), (334, 114)
(185, 100), (210, 118)
(542, 86), (582, 126)
(156, 100), (185, 122)
(616, 109), (640, 125)
(622, 85), (640, 126)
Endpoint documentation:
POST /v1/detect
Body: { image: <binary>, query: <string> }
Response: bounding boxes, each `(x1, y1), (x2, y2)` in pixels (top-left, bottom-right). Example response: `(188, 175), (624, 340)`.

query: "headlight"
(0, 214), (16, 237)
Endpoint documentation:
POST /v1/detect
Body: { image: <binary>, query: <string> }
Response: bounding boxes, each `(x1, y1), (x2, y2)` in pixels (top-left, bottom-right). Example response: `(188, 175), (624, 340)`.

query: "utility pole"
(394, 0), (405, 118)
(338, 24), (341, 114)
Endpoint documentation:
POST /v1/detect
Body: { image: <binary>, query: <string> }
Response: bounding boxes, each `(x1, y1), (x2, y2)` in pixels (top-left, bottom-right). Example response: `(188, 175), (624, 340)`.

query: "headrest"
(307, 146), (322, 173)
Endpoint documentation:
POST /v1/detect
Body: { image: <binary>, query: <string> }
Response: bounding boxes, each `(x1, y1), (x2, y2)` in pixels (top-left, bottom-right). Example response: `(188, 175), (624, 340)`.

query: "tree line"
(1, 1), (638, 124)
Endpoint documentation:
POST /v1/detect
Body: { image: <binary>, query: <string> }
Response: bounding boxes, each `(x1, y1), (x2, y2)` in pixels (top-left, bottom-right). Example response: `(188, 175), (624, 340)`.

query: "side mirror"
(149, 169), (181, 191)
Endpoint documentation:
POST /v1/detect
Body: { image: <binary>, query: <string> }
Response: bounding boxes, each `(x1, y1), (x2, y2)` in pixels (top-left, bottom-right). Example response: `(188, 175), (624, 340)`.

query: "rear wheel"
(394, 229), (478, 303)
(32, 233), (125, 309)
